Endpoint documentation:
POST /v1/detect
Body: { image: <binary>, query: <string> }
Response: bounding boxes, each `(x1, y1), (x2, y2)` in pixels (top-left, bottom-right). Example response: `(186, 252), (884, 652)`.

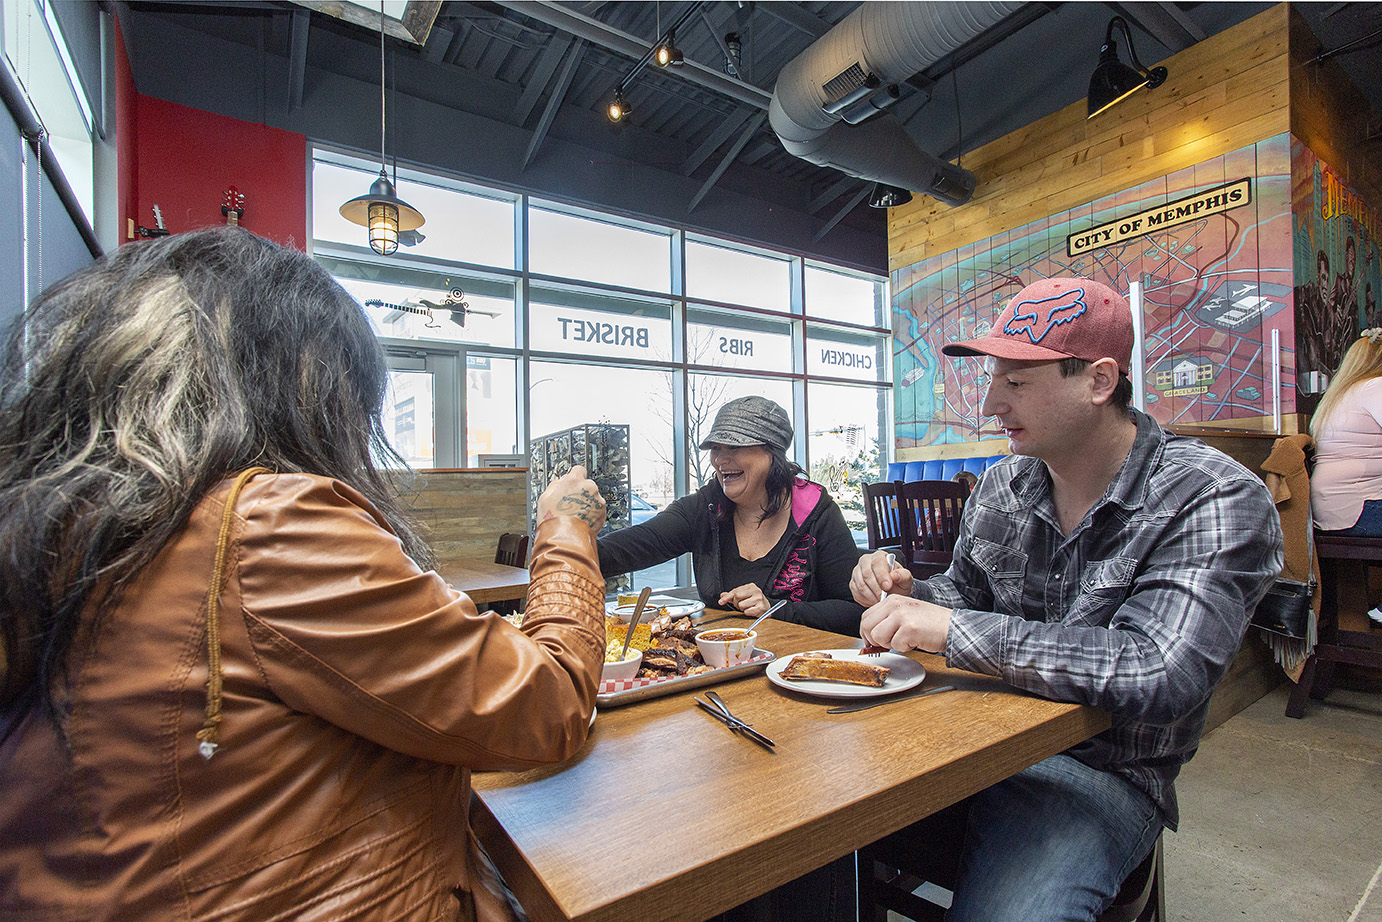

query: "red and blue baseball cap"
(941, 277), (1134, 374)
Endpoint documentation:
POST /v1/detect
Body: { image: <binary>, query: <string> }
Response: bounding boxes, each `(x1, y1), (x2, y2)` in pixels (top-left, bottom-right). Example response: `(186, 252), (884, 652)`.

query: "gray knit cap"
(698, 396), (793, 452)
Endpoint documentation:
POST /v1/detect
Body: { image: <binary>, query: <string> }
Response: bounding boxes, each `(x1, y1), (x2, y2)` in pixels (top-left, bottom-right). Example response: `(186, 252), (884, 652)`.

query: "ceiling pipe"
(769, 1), (1023, 207)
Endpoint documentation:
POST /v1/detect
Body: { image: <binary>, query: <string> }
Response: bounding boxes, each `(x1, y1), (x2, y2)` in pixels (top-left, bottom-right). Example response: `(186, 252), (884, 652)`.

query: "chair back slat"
(495, 532), (530, 567)
(863, 481), (904, 551)
(895, 480), (970, 578)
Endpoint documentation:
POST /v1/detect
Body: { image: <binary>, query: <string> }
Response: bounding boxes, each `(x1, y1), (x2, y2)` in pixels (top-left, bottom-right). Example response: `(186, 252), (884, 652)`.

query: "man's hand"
(719, 582), (770, 617)
(536, 465), (606, 535)
(850, 549), (914, 606)
(860, 594), (952, 656)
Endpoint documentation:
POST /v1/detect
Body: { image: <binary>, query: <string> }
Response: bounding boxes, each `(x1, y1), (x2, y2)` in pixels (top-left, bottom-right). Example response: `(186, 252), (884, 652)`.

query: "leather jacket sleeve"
(235, 475), (606, 771)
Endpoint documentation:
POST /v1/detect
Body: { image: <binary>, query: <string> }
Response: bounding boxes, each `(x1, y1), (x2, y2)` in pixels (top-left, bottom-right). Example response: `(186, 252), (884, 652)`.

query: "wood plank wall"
(399, 469), (529, 563)
(888, 4), (1291, 275)
(885, 6), (1312, 720)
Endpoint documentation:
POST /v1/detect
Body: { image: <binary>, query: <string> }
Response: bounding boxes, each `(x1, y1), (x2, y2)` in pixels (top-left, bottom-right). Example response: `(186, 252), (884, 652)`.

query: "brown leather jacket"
(0, 473), (606, 921)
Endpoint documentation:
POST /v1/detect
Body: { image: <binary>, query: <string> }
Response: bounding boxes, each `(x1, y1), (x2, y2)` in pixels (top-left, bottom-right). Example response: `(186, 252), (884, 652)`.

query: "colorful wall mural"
(1291, 141), (1382, 380)
(893, 134), (1296, 449)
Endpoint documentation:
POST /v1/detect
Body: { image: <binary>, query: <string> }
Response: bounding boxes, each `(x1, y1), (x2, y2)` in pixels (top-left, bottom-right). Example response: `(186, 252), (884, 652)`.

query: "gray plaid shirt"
(915, 410), (1281, 828)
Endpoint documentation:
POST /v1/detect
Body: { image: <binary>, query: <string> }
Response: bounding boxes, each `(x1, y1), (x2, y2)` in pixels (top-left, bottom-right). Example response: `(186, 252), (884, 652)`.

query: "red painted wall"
(133, 95), (306, 247)
(123, 87), (306, 248)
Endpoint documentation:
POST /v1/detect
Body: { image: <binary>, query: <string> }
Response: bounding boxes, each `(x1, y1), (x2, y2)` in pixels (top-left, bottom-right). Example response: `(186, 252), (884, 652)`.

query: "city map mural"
(893, 134), (1296, 449)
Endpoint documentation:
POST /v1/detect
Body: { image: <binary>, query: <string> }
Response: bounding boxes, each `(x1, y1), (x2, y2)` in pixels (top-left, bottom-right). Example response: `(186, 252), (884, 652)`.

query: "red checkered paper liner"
(599, 651), (775, 694)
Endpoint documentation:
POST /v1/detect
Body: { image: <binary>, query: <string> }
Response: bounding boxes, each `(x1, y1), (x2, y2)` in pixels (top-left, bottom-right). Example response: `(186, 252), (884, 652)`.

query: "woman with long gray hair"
(0, 227), (607, 921)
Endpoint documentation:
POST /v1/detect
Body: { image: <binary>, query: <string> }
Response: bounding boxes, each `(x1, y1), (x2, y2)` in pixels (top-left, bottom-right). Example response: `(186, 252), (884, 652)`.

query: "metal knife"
(694, 698), (776, 749)
(825, 684), (956, 714)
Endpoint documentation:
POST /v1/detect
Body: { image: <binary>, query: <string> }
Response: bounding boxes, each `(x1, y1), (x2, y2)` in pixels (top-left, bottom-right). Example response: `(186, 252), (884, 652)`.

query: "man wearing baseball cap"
(851, 278), (1282, 920)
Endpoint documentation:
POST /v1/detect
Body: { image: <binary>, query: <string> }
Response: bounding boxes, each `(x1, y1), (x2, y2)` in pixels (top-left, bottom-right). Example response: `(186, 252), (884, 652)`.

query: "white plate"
(605, 596), (705, 620)
(765, 649), (925, 700)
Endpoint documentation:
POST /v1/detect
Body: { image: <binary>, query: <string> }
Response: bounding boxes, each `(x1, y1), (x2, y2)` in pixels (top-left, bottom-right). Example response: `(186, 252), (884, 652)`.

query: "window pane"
(529, 208), (671, 291)
(383, 371), (434, 468)
(686, 375), (795, 489)
(529, 362), (677, 591)
(807, 382), (889, 546)
(313, 160), (516, 268)
(806, 264), (886, 326)
(686, 240), (790, 311)
(529, 291), (673, 361)
(805, 322), (888, 382)
(466, 355), (518, 465)
(323, 259), (516, 348)
(687, 305), (793, 372)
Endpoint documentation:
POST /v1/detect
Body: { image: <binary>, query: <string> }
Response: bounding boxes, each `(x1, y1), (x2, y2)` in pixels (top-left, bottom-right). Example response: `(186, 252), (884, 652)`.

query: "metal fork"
(862, 555), (898, 657)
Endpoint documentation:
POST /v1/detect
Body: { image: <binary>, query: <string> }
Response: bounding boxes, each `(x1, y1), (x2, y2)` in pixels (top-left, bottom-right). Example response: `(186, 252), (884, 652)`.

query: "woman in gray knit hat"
(598, 395), (864, 635)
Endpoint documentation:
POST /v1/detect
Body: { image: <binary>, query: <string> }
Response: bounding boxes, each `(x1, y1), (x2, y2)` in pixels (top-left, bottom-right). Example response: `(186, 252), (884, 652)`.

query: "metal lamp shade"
(339, 173), (425, 255)
(1086, 53), (1150, 118)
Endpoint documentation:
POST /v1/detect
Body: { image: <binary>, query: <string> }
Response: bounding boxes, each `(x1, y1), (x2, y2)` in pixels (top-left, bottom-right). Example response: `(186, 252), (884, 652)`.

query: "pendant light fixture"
(339, 2), (424, 255)
(1086, 16), (1168, 119)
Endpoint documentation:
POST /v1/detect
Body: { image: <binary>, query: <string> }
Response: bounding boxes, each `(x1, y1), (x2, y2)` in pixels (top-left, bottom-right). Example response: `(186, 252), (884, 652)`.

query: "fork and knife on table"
(690, 576), (955, 744)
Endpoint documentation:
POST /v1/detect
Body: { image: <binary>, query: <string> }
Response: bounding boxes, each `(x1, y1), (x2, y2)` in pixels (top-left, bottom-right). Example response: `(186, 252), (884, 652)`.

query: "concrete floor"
(884, 680), (1382, 922)
(1169, 681), (1382, 922)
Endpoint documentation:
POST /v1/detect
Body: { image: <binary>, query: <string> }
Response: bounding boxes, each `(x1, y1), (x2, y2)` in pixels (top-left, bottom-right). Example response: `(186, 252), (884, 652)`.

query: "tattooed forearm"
(545, 491), (605, 531)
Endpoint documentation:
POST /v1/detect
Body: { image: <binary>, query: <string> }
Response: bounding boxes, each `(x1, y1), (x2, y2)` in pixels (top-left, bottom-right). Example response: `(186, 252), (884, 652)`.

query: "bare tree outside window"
(648, 327), (729, 491)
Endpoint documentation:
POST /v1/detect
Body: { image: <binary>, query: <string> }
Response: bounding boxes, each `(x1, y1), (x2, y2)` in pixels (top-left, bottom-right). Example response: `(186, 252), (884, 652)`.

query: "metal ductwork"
(769, 1), (1024, 207)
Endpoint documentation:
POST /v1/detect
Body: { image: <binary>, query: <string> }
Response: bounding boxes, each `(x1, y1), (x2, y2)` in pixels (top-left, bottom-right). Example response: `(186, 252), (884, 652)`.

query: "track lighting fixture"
(655, 29), (683, 67)
(607, 88), (631, 123)
(868, 183), (913, 209)
(1086, 16), (1168, 119)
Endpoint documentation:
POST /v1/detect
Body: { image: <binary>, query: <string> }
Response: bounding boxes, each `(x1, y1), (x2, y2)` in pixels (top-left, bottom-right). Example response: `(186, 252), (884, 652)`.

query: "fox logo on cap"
(1003, 287), (1088, 345)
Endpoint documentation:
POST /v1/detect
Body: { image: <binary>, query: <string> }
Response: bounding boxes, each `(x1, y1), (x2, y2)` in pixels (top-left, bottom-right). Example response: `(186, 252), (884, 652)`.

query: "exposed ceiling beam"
(682, 106), (755, 176)
(514, 31), (573, 126)
(424, 24), (453, 63)
(288, 7), (308, 112)
(689, 110), (766, 212)
(495, 0), (773, 109)
(1115, 2), (1206, 50)
(808, 175), (858, 215)
(815, 185), (871, 241)
(523, 38), (587, 170)
(758, 2), (833, 39)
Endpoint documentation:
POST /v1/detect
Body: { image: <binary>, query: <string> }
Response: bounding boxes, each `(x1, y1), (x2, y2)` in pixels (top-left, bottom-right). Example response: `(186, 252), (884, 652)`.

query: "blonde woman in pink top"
(1310, 328), (1382, 538)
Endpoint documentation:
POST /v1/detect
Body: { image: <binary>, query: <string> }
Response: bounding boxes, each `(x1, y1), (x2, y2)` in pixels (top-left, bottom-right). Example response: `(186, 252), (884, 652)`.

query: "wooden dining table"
(469, 613), (1111, 922)
(436, 557), (530, 606)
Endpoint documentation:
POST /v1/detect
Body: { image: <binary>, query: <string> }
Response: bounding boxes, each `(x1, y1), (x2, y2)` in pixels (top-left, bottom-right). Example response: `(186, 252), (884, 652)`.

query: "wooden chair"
(895, 480), (969, 579)
(495, 532), (529, 568)
(858, 811), (1165, 922)
(1286, 533), (1382, 718)
(492, 533), (530, 615)
(863, 481), (904, 551)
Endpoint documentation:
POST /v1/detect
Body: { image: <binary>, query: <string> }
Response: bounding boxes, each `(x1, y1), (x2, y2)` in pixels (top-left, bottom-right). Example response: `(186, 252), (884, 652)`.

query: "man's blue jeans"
(946, 753), (1163, 922)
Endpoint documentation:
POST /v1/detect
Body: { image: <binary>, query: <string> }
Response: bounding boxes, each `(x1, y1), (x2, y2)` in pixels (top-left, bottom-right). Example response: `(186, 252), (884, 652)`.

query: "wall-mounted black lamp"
(1086, 16), (1167, 119)
(868, 183), (913, 209)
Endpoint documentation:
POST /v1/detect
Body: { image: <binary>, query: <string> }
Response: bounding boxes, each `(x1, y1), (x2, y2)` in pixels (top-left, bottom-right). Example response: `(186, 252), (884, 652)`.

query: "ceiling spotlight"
(1087, 16), (1168, 119)
(655, 29), (683, 67)
(607, 88), (631, 123)
(868, 183), (913, 209)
